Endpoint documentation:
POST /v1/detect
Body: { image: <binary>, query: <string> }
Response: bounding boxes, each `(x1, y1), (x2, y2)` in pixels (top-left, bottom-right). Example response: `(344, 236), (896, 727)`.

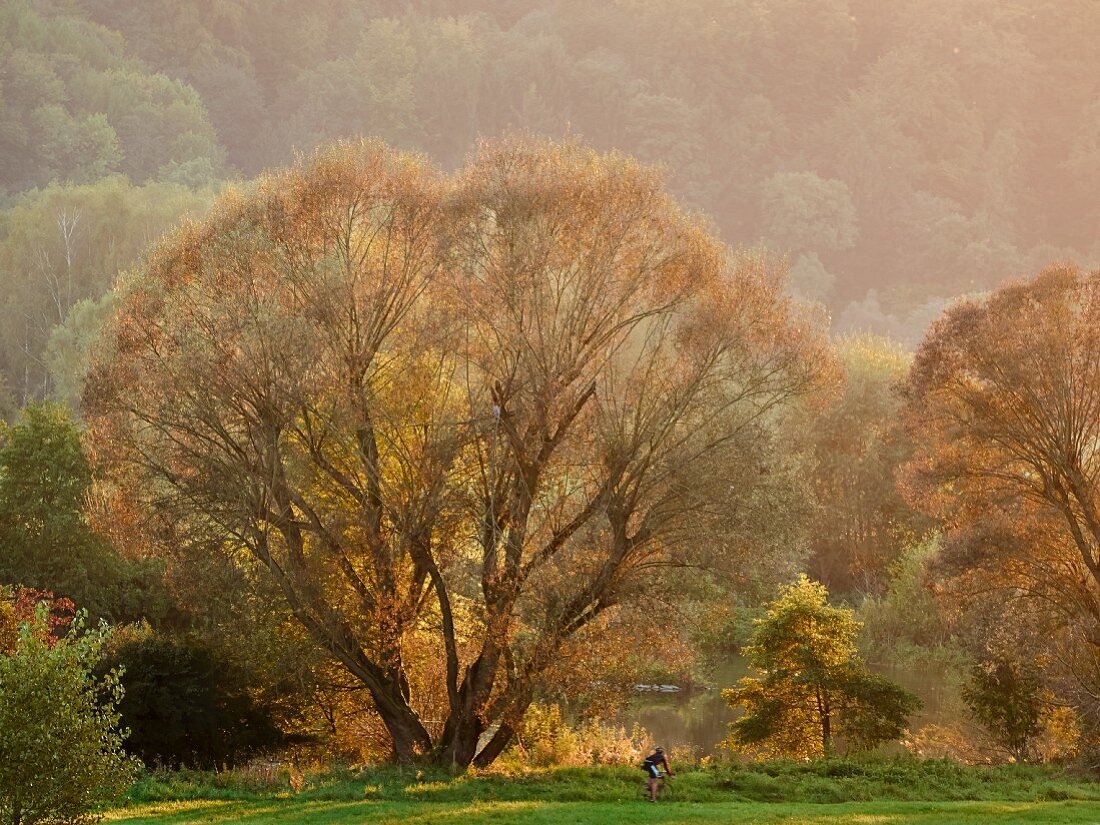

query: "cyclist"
(641, 746), (674, 801)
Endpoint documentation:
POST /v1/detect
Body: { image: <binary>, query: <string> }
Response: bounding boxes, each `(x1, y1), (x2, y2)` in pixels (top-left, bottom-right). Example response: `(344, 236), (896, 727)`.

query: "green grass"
(107, 799), (1100, 825)
(111, 760), (1100, 824)
(125, 759), (1100, 804)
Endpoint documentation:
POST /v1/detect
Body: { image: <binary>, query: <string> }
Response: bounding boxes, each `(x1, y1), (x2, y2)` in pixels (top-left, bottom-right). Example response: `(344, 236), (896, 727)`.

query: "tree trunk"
(474, 721), (517, 767)
(439, 714), (485, 767)
(386, 718), (432, 763)
(267, 556), (434, 762)
(816, 686), (832, 756)
(372, 686), (433, 763)
(436, 650), (500, 766)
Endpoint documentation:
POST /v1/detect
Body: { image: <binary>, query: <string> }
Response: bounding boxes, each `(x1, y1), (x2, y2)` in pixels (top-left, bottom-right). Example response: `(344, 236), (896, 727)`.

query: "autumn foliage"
(85, 138), (832, 765)
(904, 263), (1100, 743)
(724, 576), (918, 759)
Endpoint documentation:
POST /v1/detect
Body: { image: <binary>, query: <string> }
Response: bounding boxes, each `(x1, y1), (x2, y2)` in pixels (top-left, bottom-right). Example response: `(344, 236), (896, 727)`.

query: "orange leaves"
(84, 136), (832, 764)
(902, 263), (1100, 717)
(905, 263), (1100, 531)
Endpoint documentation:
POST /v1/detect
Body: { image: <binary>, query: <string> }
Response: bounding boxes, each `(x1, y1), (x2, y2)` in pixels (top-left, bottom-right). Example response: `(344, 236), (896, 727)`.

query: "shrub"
(98, 628), (285, 769)
(0, 606), (138, 825)
(962, 658), (1047, 762)
(507, 702), (650, 768)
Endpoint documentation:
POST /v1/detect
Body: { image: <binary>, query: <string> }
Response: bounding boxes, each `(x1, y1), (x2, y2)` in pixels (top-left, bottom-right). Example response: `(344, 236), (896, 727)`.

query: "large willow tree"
(85, 139), (831, 765)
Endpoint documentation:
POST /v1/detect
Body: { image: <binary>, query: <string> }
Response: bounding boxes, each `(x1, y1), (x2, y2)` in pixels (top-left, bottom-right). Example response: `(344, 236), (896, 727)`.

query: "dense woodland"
(1, 0), (1100, 780)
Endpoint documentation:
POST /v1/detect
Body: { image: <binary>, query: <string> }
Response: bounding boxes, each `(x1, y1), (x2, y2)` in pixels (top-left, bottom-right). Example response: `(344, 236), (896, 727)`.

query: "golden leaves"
(85, 136), (832, 761)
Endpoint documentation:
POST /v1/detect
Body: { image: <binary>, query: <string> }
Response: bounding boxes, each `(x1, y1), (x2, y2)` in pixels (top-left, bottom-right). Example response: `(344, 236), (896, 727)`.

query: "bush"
(0, 403), (167, 624)
(98, 628), (286, 769)
(505, 702), (650, 768)
(0, 607), (138, 825)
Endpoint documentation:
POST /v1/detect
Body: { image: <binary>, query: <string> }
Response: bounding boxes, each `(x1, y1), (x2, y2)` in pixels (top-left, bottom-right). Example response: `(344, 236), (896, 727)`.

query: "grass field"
(108, 760), (1100, 824)
(108, 798), (1100, 825)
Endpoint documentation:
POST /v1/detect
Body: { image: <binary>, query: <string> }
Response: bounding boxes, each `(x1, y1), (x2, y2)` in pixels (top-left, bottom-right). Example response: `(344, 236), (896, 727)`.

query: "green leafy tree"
(45, 294), (117, 409)
(9, 0), (1100, 325)
(0, 376), (14, 425)
(31, 108), (122, 185)
(0, 403), (165, 622)
(803, 336), (925, 594)
(760, 171), (858, 256)
(962, 658), (1046, 763)
(0, 177), (212, 400)
(724, 575), (919, 758)
(859, 537), (954, 658)
(0, 1), (222, 194)
(0, 606), (137, 825)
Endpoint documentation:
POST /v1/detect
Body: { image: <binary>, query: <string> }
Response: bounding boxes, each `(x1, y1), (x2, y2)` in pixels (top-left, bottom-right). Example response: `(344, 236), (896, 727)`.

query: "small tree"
(724, 576), (918, 758)
(962, 658), (1046, 763)
(0, 607), (137, 825)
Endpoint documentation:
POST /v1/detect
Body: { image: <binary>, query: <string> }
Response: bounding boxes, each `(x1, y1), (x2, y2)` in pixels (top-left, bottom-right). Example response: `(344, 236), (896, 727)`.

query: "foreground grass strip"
(125, 761), (1100, 806)
(107, 799), (1100, 825)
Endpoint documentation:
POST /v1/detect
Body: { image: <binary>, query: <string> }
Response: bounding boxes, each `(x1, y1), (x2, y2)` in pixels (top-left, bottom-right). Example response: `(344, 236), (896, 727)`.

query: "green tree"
(962, 658), (1046, 763)
(0, 1), (223, 194)
(31, 108), (122, 185)
(724, 575), (919, 758)
(9, 0), (1100, 328)
(0, 177), (212, 400)
(759, 171), (858, 255)
(0, 606), (137, 825)
(0, 375), (14, 425)
(859, 537), (954, 658)
(803, 336), (925, 594)
(44, 294), (117, 409)
(0, 403), (165, 622)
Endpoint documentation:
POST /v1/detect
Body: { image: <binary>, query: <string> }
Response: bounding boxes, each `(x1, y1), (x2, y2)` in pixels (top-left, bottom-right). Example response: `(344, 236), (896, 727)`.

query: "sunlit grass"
(124, 760), (1100, 805)
(106, 799), (1100, 825)
(111, 762), (1100, 823)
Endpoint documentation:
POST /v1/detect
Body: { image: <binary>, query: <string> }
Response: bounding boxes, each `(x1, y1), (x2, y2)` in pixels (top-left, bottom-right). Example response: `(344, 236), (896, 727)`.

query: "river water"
(616, 658), (960, 757)
(619, 661), (749, 756)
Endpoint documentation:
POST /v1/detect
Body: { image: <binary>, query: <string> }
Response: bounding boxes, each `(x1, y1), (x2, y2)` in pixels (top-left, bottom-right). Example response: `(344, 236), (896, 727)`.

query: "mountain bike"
(641, 770), (672, 801)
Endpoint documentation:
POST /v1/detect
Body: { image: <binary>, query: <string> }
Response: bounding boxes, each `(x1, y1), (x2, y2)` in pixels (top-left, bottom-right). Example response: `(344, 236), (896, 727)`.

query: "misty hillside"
(1, 0), (1099, 400)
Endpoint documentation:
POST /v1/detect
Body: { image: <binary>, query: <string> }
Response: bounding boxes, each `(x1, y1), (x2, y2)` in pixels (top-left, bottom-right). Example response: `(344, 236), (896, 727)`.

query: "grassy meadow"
(107, 799), (1100, 825)
(106, 761), (1100, 824)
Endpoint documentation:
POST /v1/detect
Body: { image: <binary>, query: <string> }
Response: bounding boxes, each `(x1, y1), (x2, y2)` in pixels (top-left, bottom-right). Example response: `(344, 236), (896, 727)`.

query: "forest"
(1, 1), (1100, 823)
